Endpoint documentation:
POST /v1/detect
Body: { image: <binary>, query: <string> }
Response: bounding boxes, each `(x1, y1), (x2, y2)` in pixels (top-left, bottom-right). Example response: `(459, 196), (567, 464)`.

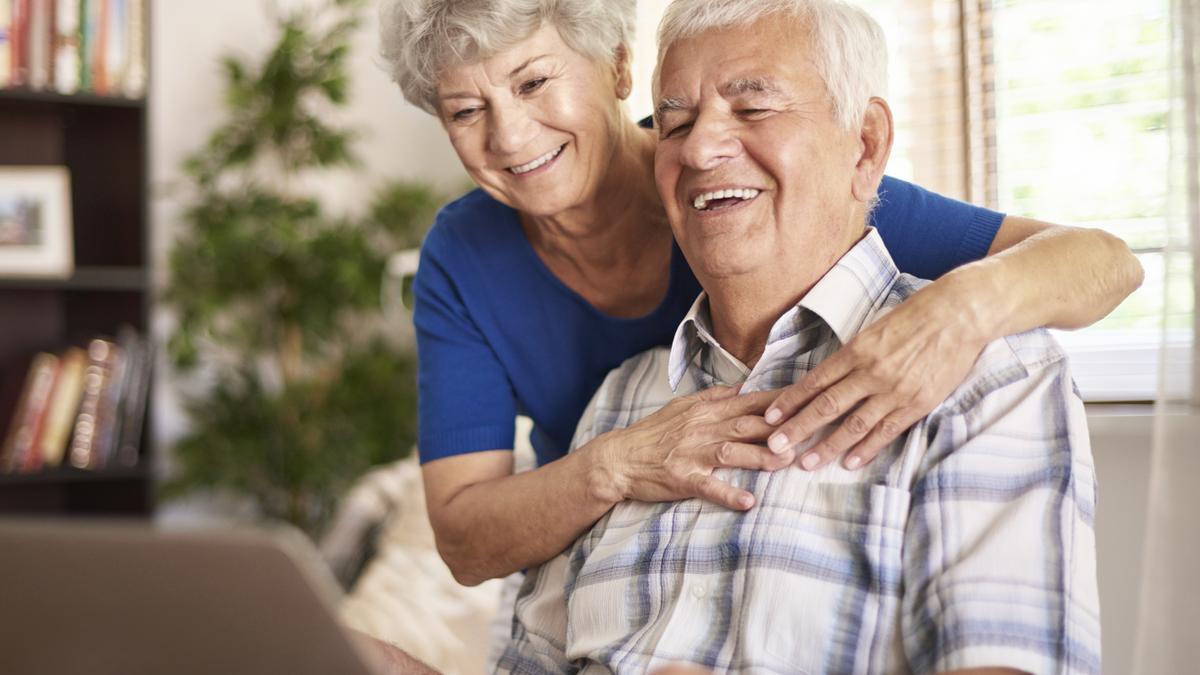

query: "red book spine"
(91, 0), (106, 94)
(11, 0), (30, 87)
(45, 0), (56, 90)
(22, 355), (63, 472)
(0, 354), (59, 473)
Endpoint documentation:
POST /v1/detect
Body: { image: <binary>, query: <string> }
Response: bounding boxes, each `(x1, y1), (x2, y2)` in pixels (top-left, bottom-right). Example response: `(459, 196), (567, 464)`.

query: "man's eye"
(663, 122), (693, 139)
(739, 108), (771, 118)
(452, 108), (481, 121)
(519, 77), (548, 94)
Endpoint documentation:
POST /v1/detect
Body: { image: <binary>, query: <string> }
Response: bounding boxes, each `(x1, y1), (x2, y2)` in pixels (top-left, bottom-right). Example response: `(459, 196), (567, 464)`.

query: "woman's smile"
(507, 143), (568, 177)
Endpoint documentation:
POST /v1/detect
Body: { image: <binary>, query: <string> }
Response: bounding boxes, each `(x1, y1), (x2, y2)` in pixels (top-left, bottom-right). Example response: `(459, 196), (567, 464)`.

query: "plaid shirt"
(498, 229), (1101, 674)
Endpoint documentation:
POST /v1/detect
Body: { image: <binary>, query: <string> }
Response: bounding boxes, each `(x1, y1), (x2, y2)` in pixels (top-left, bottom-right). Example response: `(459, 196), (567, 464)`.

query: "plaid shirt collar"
(668, 227), (900, 391)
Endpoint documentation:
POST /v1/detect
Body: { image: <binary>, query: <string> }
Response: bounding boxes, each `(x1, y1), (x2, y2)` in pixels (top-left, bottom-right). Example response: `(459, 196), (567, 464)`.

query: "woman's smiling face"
(435, 24), (631, 218)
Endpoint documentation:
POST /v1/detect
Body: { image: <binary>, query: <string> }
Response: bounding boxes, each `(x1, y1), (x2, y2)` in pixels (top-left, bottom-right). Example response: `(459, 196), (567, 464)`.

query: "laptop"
(0, 519), (378, 675)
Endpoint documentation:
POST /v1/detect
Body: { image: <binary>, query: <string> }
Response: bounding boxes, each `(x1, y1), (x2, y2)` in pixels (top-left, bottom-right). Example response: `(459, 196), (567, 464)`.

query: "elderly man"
(496, 0), (1101, 673)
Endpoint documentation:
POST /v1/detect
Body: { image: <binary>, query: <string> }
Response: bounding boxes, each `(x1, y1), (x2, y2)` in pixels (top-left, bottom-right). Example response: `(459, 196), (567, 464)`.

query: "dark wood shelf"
(0, 466), (153, 517)
(0, 87), (145, 109)
(0, 266), (148, 292)
(0, 466), (148, 487)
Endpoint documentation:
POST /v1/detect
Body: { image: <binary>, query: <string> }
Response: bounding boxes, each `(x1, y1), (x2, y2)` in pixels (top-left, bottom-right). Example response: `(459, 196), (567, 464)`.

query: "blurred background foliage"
(161, 0), (444, 536)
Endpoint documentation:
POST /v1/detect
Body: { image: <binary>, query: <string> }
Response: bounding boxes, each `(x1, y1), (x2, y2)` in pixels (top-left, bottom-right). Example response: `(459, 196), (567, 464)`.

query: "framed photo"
(0, 166), (74, 280)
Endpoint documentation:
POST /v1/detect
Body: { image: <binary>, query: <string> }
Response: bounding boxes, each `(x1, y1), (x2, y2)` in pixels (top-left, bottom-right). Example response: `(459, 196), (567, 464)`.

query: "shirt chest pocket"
(741, 482), (911, 673)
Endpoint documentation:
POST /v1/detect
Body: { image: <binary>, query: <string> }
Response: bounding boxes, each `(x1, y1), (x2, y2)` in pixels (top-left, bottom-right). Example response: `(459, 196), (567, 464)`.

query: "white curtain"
(1134, 0), (1200, 671)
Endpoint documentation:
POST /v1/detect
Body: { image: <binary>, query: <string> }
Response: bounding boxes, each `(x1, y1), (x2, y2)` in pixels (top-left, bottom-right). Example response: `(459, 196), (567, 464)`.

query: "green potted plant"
(161, 0), (442, 538)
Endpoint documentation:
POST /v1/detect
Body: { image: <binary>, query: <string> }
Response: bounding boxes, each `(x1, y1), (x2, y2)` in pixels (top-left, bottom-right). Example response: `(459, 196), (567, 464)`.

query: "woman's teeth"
(509, 144), (565, 174)
(693, 188), (761, 211)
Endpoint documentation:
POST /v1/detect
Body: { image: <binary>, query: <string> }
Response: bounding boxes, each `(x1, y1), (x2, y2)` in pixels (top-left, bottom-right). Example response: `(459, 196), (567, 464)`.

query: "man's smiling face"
(653, 15), (864, 282)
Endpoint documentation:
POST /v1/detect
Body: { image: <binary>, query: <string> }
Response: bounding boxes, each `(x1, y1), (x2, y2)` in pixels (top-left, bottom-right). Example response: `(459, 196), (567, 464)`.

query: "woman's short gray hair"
(657, 0), (887, 129)
(381, 0), (636, 115)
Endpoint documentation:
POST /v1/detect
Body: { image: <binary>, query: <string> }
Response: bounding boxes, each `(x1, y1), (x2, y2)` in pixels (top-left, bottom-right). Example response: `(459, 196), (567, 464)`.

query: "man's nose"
(487, 100), (540, 157)
(679, 112), (741, 171)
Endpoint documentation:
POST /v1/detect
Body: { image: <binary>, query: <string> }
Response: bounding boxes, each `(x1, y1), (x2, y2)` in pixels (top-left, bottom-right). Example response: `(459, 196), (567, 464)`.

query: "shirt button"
(691, 584), (706, 599)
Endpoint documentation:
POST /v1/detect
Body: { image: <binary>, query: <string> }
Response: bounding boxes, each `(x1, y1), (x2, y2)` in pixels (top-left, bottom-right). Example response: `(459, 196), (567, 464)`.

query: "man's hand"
(594, 386), (794, 510)
(348, 628), (439, 675)
(763, 277), (988, 470)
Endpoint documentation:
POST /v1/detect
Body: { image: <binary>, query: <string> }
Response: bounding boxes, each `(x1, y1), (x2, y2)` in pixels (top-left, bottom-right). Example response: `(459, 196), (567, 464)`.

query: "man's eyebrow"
(721, 77), (784, 98)
(654, 77), (785, 116)
(655, 96), (692, 119)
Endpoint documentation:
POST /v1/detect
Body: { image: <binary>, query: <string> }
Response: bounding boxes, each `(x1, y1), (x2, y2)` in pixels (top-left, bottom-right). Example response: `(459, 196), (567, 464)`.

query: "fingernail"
(768, 433), (789, 453)
(738, 494), (754, 509)
(801, 452), (820, 470)
(845, 455), (862, 470)
(765, 408), (782, 424)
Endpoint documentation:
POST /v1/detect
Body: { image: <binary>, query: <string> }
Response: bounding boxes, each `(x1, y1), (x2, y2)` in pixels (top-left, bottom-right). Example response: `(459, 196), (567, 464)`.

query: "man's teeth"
(509, 145), (565, 174)
(692, 188), (761, 211)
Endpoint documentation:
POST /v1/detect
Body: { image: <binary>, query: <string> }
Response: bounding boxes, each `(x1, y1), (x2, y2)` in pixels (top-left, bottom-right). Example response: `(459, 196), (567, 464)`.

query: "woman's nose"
(487, 101), (540, 157)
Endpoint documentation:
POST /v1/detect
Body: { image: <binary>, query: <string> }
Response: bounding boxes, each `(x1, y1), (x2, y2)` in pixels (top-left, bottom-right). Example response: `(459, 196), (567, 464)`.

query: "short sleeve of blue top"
(414, 175), (1004, 469)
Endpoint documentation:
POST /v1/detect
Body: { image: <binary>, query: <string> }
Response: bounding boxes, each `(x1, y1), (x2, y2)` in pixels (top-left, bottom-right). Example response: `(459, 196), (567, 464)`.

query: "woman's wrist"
(579, 431), (629, 507)
(941, 258), (1022, 345)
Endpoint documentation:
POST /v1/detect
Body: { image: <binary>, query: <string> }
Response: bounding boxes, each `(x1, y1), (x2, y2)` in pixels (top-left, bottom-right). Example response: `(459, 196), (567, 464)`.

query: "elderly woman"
(380, 0), (1140, 588)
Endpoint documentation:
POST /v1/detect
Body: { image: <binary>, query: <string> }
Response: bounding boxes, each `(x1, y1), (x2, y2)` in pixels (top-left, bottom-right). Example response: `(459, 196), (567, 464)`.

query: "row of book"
(0, 0), (147, 98)
(0, 327), (151, 474)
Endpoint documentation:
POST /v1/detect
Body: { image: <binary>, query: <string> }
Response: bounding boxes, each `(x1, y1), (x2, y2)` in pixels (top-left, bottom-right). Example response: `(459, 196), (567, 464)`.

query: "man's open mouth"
(692, 188), (761, 212)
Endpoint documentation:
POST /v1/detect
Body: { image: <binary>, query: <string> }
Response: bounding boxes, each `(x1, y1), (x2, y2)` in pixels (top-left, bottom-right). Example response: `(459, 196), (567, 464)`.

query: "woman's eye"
(452, 108), (480, 122)
(739, 108), (770, 117)
(520, 77), (548, 94)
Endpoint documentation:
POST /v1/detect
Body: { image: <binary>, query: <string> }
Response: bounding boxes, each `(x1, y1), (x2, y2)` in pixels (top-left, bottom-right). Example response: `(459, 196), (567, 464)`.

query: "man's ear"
(850, 98), (894, 203)
(613, 44), (634, 99)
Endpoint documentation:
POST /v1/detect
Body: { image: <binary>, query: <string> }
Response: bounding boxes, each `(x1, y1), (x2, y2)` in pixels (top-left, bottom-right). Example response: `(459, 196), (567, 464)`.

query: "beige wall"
(1087, 409), (1153, 675)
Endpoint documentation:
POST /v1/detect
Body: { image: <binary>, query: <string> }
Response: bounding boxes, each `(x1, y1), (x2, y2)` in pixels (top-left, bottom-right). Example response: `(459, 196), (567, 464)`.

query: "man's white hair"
(380, 0), (636, 115)
(657, 0), (888, 129)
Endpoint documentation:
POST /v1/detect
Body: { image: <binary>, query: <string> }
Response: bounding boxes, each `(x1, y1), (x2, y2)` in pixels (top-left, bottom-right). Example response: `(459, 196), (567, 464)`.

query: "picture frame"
(0, 166), (74, 280)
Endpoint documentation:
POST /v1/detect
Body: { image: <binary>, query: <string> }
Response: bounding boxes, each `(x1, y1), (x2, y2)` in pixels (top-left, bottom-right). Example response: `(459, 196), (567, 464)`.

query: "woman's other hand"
(592, 386), (795, 510)
(762, 275), (988, 471)
(761, 216), (1143, 471)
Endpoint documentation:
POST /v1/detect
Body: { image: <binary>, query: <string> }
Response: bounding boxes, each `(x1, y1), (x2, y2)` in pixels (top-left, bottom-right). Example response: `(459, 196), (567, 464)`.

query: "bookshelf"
(0, 87), (153, 517)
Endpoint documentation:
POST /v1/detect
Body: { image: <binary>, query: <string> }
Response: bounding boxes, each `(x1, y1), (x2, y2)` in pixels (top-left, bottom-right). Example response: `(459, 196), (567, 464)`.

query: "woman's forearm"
(425, 443), (621, 587)
(948, 220), (1143, 338)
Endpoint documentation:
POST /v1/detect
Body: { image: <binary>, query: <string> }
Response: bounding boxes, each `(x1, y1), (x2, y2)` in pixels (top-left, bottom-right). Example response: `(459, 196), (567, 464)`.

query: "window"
(990, 0), (1188, 401)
